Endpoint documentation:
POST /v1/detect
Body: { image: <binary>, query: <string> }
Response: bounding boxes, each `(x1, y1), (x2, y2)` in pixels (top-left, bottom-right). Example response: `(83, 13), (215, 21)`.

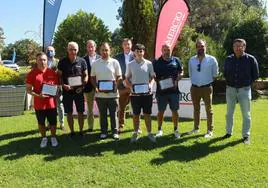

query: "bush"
(0, 66), (24, 85)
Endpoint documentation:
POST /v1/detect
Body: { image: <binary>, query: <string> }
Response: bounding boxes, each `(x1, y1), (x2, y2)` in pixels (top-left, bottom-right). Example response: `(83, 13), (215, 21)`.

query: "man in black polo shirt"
(58, 41), (88, 137)
(223, 38), (259, 144)
(153, 44), (183, 138)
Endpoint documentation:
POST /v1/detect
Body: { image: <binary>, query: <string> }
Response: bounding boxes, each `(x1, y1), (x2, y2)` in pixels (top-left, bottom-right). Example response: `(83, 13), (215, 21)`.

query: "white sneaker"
(156, 130), (163, 137)
(148, 133), (156, 143)
(113, 133), (120, 140)
(137, 128), (142, 134)
(188, 129), (199, 135)
(204, 131), (213, 138)
(174, 130), (181, 138)
(100, 134), (107, 139)
(130, 132), (139, 143)
(40, 137), (48, 148)
(51, 137), (58, 147)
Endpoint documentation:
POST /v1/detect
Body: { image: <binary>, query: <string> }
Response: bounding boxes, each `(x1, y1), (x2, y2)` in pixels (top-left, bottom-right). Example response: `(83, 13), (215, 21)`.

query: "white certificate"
(42, 84), (58, 96)
(68, 76), (82, 87)
(98, 81), (114, 91)
(159, 78), (174, 90)
(133, 84), (149, 94)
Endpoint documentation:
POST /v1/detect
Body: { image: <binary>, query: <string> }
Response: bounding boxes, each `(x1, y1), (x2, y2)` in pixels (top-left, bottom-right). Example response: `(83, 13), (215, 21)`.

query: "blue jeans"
(226, 86), (252, 137)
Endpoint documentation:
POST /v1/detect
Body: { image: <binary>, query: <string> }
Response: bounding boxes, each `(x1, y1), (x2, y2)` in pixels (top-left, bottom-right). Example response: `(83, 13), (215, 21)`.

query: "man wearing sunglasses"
(188, 39), (219, 138)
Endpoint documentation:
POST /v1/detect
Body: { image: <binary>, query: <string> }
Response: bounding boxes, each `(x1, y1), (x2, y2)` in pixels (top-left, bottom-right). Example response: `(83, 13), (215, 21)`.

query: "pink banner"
(154, 0), (190, 59)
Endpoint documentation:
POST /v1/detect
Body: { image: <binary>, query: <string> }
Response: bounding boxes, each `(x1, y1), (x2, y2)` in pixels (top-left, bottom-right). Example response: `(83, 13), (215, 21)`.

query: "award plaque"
(133, 84), (149, 94)
(159, 78), (174, 90)
(98, 80), (115, 92)
(42, 84), (58, 96)
(67, 76), (82, 87)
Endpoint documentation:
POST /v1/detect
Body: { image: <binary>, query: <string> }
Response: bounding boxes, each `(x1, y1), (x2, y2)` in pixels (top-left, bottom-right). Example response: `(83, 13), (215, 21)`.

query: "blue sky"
(0, 0), (121, 45)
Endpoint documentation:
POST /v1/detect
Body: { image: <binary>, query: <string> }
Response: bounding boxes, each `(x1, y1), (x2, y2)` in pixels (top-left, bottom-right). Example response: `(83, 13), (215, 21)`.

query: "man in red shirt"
(26, 52), (59, 148)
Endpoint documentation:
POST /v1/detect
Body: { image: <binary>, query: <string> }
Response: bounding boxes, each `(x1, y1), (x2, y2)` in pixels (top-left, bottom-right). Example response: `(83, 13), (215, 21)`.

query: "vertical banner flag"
(12, 48), (16, 63)
(154, 0), (190, 59)
(43, 0), (62, 50)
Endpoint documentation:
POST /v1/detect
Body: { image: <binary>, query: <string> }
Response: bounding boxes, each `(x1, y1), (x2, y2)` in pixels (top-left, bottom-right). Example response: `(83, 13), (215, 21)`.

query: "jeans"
(226, 86), (252, 137)
(96, 98), (119, 135)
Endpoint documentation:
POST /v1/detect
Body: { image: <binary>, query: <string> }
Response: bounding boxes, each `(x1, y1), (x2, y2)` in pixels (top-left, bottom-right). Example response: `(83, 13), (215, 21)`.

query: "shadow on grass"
(150, 137), (243, 165)
(0, 128), (241, 163)
(0, 130), (39, 142)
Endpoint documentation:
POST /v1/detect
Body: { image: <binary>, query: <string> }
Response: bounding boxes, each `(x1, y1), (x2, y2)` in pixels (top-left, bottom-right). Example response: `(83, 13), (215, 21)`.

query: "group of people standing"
(26, 38), (259, 148)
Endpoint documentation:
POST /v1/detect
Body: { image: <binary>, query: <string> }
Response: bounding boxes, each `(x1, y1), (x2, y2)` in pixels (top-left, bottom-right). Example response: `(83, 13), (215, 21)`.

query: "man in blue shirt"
(223, 38), (259, 144)
(153, 44), (183, 138)
(188, 39), (219, 138)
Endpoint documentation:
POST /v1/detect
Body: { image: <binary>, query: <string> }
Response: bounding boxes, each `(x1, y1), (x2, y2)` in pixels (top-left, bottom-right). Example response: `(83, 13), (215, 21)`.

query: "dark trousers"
(96, 98), (119, 134)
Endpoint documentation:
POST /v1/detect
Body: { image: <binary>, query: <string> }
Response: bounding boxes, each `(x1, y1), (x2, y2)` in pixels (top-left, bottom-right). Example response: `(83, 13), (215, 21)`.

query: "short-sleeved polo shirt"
(153, 56), (183, 95)
(26, 68), (58, 110)
(125, 59), (155, 85)
(91, 57), (122, 98)
(57, 56), (87, 86)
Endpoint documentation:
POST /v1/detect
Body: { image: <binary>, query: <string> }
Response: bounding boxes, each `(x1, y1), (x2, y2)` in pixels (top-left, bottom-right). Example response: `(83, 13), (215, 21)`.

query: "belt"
(192, 83), (212, 88)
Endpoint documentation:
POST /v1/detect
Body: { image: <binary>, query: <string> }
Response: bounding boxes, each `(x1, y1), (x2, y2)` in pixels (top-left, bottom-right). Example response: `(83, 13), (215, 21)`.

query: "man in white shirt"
(188, 39), (219, 138)
(91, 42), (122, 140)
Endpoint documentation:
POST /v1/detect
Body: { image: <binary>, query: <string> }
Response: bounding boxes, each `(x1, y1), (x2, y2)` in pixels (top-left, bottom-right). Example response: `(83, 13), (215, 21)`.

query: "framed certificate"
(42, 84), (58, 96)
(68, 76), (82, 87)
(98, 80), (115, 92)
(159, 78), (174, 90)
(133, 84), (149, 94)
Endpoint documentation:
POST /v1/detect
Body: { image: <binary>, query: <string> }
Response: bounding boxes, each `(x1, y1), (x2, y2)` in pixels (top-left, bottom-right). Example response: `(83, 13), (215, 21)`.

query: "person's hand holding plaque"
(41, 84), (58, 97)
(159, 77), (175, 90)
(67, 76), (83, 87)
(98, 80), (115, 93)
(132, 83), (150, 95)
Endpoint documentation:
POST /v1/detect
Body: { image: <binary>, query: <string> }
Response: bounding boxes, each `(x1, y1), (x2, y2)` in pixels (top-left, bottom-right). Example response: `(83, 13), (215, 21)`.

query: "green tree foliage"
(53, 10), (111, 58)
(173, 25), (226, 77)
(223, 6), (268, 77)
(2, 39), (41, 65)
(120, 0), (155, 58)
(111, 28), (125, 55)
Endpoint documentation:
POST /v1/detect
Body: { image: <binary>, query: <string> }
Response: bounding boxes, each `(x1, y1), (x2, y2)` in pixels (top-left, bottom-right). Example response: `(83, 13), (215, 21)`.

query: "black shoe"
(79, 131), (84, 137)
(70, 132), (75, 138)
(222, 133), (232, 139)
(88, 128), (93, 133)
(243, 136), (250, 144)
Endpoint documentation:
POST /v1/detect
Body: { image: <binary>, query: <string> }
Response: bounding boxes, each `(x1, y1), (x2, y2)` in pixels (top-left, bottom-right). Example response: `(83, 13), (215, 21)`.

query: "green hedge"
(0, 65), (24, 85)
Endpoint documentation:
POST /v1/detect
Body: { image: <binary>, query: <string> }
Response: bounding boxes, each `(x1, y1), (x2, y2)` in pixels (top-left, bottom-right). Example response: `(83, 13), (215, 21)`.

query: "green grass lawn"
(0, 97), (268, 187)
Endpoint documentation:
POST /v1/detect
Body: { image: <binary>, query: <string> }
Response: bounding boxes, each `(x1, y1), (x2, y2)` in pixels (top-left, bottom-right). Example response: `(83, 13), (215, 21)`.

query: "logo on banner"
(165, 11), (185, 46)
(48, 0), (56, 6)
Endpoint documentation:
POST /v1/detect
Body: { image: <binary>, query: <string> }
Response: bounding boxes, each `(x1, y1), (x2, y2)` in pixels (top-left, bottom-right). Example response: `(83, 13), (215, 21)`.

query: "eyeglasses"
(197, 63), (201, 72)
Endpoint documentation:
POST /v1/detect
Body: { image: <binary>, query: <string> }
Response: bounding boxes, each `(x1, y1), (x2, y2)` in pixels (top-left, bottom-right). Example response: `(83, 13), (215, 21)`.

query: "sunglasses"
(197, 63), (201, 72)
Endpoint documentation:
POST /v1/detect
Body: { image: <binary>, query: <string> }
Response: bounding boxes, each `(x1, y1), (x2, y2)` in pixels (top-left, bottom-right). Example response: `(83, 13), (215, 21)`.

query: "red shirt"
(26, 68), (58, 110)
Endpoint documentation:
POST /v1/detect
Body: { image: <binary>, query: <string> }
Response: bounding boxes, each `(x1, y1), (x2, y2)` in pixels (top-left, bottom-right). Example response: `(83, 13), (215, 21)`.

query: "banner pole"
(42, 0), (46, 52)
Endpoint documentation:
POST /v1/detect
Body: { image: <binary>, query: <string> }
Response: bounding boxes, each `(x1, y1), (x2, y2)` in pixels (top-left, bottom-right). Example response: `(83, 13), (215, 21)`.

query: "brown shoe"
(118, 126), (124, 134)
